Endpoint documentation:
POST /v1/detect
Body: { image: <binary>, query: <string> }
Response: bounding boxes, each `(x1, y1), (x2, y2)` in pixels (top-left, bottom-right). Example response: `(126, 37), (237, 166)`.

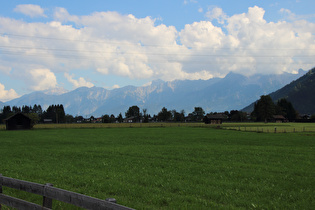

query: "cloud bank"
(0, 5), (314, 99)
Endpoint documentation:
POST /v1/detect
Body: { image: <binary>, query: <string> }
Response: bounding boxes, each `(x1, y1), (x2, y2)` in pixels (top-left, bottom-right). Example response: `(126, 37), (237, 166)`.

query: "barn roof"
(273, 115), (286, 119)
(205, 113), (226, 119)
(4, 112), (31, 121)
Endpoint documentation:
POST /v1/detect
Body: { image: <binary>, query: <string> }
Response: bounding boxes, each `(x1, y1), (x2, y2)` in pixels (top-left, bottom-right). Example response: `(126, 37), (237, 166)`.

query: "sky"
(0, 0), (314, 102)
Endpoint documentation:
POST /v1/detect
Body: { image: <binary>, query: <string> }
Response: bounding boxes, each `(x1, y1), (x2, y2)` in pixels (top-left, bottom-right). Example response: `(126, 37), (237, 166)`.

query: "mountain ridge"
(2, 70), (307, 116)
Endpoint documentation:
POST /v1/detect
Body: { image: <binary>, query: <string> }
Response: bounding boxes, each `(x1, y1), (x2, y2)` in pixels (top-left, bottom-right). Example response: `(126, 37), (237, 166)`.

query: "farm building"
(204, 114), (226, 124)
(5, 113), (32, 130)
(123, 117), (136, 123)
(273, 115), (287, 123)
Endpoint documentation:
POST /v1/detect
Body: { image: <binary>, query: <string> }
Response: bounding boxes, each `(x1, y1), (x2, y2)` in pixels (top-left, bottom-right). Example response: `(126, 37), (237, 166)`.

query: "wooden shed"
(273, 115), (287, 123)
(5, 113), (31, 130)
(204, 114), (225, 124)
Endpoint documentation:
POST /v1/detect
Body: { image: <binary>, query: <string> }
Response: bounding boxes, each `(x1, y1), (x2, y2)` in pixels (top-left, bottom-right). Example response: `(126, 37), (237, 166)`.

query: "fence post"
(43, 183), (53, 209)
(0, 174), (2, 210)
(106, 198), (117, 203)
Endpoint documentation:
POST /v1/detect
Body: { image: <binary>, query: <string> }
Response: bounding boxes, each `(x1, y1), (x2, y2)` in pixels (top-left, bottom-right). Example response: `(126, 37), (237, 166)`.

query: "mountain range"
(1, 69), (308, 117)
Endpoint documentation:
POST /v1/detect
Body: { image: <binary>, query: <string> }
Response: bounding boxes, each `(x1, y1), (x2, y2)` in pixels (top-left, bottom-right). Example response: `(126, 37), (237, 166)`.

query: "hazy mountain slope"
(269, 68), (315, 114)
(242, 68), (315, 114)
(58, 87), (110, 116)
(3, 70), (307, 116)
(7, 92), (58, 110)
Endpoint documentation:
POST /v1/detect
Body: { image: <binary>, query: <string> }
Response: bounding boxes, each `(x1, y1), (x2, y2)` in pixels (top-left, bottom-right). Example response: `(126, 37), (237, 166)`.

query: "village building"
(94, 117), (103, 123)
(123, 116), (137, 123)
(43, 119), (53, 124)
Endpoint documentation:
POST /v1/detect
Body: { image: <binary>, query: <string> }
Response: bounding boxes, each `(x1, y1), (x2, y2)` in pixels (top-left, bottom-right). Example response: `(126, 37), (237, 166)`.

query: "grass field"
(0, 126), (314, 209)
(1, 122), (315, 133)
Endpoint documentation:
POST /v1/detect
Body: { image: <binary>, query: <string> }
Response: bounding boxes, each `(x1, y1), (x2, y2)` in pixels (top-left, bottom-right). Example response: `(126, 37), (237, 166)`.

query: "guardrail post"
(43, 183), (53, 209)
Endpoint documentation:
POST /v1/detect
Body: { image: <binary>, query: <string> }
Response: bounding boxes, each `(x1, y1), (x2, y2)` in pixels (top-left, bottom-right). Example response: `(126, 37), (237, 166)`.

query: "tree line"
(251, 95), (298, 122)
(0, 104), (65, 125)
(0, 96), (307, 125)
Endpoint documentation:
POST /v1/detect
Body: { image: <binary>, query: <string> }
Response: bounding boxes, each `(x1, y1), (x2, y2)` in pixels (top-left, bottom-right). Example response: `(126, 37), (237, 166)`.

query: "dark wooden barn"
(204, 114), (225, 124)
(5, 113), (31, 130)
(273, 115), (287, 123)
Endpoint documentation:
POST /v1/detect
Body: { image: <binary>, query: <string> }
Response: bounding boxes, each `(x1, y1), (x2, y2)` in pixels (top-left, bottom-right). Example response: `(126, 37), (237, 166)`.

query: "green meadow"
(0, 126), (314, 209)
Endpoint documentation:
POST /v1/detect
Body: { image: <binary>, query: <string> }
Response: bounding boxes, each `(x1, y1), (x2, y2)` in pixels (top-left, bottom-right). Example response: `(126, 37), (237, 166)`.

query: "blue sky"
(0, 0), (314, 101)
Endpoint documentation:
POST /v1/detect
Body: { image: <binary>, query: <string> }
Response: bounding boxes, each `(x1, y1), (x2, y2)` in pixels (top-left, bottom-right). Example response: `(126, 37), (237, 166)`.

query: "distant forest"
(1, 96), (314, 125)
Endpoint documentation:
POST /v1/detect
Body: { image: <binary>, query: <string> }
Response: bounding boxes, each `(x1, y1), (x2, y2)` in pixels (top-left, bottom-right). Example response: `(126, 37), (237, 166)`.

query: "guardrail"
(0, 174), (134, 210)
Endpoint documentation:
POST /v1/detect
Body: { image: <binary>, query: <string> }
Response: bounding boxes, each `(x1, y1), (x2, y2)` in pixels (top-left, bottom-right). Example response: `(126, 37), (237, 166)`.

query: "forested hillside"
(269, 67), (315, 114)
(243, 67), (315, 115)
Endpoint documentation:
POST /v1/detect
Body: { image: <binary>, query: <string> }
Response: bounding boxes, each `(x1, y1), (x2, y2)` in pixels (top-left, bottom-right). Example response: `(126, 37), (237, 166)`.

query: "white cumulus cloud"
(64, 73), (94, 88)
(14, 4), (46, 18)
(0, 83), (20, 102)
(112, 84), (120, 89)
(205, 7), (227, 24)
(27, 69), (57, 91)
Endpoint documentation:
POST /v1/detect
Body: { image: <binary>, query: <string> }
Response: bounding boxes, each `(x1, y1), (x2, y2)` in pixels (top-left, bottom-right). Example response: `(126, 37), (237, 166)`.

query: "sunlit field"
(1, 122), (315, 133)
(223, 122), (315, 133)
(1, 125), (314, 209)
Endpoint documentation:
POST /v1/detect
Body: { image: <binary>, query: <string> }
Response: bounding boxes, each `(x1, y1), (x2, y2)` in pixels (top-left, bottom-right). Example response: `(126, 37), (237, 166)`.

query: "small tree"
(22, 105), (30, 114)
(117, 113), (123, 123)
(65, 114), (74, 123)
(157, 107), (172, 122)
(110, 114), (116, 123)
(102, 114), (110, 123)
(171, 109), (185, 122)
(252, 95), (275, 122)
(56, 104), (66, 123)
(229, 110), (247, 122)
(276, 98), (297, 121)
(12, 106), (21, 113)
(25, 113), (40, 128)
(143, 109), (149, 123)
(2, 106), (12, 116)
(125, 105), (141, 122)
(74, 115), (84, 123)
(32, 104), (43, 116)
(42, 104), (66, 123)
(191, 107), (205, 122)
